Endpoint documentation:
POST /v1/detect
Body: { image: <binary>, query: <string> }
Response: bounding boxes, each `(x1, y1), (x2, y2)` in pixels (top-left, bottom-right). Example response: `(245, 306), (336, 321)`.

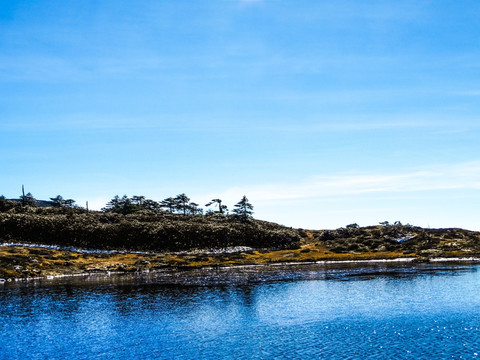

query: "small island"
(1, 193), (479, 281)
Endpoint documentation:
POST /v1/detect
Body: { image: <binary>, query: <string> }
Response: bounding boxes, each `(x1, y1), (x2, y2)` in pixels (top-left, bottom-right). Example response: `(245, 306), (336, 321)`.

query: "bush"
(0, 209), (300, 252)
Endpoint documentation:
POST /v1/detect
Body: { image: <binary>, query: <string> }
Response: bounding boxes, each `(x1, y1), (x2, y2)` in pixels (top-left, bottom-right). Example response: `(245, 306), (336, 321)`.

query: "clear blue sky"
(1, 0), (479, 230)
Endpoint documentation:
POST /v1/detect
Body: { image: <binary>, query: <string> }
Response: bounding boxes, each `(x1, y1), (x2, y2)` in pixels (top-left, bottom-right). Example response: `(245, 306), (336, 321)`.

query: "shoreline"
(2, 211), (480, 282)
(2, 243), (480, 284)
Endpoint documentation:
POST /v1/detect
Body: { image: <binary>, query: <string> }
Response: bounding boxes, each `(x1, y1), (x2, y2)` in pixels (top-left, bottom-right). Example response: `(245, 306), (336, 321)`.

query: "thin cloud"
(265, 120), (447, 133)
(211, 162), (480, 203)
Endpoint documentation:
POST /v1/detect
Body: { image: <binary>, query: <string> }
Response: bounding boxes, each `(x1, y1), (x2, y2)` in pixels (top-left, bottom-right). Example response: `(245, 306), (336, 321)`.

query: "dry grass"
(2, 227), (480, 280)
(0, 243), (417, 280)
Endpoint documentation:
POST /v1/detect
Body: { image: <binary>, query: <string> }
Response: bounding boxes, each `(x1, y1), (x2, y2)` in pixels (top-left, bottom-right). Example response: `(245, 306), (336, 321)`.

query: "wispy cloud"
(209, 162), (480, 203)
(265, 119), (449, 133)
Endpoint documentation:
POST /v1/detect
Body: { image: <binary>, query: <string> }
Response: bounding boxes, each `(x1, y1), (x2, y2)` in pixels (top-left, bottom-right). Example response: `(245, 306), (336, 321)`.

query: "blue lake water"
(1, 262), (480, 359)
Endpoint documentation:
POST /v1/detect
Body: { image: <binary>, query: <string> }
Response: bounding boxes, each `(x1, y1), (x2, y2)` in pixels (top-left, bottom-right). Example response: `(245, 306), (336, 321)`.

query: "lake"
(1, 261), (480, 359)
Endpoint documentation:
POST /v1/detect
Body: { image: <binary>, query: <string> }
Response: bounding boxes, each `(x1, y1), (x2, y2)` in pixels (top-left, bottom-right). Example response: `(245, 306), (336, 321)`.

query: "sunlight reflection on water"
(1, 263), (480, 359)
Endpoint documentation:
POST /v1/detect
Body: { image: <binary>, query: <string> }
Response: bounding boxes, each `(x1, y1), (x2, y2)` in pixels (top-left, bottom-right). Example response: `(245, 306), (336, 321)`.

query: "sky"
(1, 0), (480, 230)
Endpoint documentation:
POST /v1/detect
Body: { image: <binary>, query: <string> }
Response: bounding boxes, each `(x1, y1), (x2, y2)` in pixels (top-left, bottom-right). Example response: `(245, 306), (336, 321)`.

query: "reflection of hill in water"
(2, 261), (480, 359)
(4, 262), (474, 289)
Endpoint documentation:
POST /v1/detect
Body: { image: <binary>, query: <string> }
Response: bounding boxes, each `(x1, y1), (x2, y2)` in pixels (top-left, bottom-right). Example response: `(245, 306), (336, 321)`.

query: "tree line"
(0, 190), (254, 222)
(0, 193), (76, 210)
(101, 193), (253, 220)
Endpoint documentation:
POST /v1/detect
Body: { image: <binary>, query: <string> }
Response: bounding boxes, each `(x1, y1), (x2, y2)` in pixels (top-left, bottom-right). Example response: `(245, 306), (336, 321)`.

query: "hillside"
(0, 207), (300, 252)
(1, 208), (480, 280)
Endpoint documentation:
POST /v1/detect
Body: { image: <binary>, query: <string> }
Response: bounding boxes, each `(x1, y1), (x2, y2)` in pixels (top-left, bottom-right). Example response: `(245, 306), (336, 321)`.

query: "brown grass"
(2, 226), (480, 280)
(0, 243), (412, 279)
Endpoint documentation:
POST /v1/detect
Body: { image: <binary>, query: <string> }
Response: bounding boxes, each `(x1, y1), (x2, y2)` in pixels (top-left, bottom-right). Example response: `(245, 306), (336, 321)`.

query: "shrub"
(0, 210), (300, 252)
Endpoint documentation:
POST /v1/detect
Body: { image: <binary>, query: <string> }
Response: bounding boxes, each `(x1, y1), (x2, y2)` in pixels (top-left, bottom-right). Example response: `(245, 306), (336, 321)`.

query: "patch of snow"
(429, 257), (480, 262)
(176, 246), (254, 255)
(205, 246), (254, 255)
(392, 235), (416, 243)
(0, 243), (254, 256)
(0, 243), (156, 255)
(315, 258), (416, 265)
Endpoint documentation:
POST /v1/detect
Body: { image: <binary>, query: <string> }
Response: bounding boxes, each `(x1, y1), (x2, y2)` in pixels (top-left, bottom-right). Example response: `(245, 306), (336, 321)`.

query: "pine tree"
(50, 195), (65, 207)
(205, 199), (227, 214)
(232, 195), (254, 222)
(21, 192), (37, 207)
(142, 199), (161, 213)
(174, 193), (190, 215)
(50, 195), (76, 208)
(102, 195), (133, 214)
(160, 197), (177, 213)
(102, 195), (122, 213)
(187, 202), (202, 215)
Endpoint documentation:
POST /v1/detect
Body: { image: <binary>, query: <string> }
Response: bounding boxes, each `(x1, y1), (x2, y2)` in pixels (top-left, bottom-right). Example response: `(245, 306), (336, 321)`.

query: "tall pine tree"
(232, 195), (253, 222)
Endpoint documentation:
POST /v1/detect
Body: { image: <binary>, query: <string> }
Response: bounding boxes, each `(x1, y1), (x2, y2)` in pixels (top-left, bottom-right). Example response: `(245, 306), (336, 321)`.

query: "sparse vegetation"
(313, 222), (480, 257)
(1, 189), (480, 280)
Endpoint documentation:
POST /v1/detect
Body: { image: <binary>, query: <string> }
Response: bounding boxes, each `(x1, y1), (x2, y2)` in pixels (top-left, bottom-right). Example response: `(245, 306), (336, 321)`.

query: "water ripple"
(1, 263), (480, 359)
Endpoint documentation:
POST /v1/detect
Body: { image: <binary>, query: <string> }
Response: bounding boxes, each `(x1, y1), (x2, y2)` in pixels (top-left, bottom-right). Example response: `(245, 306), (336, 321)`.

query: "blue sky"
(1, 0), (480, 230)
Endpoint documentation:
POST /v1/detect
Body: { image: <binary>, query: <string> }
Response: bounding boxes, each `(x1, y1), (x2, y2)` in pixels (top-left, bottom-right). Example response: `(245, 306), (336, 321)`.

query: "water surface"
(1, 262), (480, 359)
